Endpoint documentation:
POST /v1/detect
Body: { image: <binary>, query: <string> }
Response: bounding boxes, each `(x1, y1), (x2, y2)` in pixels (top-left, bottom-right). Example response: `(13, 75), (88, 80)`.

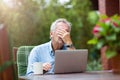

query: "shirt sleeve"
(26, 48), (39, 75)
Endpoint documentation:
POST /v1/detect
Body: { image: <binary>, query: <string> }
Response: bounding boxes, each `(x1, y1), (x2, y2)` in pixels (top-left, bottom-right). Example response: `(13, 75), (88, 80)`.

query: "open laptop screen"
(54, 49), (88, 74)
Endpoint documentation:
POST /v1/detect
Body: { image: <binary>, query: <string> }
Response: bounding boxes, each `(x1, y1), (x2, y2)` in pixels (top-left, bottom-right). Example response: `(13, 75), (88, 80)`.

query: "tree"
(0, 0), (93, 49)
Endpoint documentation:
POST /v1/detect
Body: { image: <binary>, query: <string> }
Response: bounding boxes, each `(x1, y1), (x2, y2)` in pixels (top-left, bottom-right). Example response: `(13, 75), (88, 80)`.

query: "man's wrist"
(65, 44), (74, 48)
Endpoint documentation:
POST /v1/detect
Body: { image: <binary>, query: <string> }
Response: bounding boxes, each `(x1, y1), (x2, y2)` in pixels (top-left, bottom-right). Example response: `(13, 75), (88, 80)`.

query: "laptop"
(54, 49), (88, 74)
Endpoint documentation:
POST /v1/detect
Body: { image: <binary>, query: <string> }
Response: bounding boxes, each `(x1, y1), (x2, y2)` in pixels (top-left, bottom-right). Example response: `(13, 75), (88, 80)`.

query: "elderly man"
(26, 18), (75, 75)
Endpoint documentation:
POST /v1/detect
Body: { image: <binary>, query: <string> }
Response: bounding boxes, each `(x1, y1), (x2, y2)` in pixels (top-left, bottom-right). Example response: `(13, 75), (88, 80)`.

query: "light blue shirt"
(26, 41), (66, 75)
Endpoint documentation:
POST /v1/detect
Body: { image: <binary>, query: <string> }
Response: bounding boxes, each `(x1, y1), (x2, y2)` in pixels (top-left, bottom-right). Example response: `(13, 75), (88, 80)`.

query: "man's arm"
(26, 47), (52, 75)
(26, 50), (38, 75)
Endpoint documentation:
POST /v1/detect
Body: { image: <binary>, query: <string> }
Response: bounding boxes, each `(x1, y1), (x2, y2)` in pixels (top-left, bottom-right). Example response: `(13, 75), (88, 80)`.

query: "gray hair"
(50, 18), (72, 32)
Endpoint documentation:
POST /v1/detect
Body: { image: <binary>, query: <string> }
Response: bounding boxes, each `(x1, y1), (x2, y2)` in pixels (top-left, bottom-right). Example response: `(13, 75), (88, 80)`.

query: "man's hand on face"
(56, 28), (72, 45)
(43, 62), (51, 71)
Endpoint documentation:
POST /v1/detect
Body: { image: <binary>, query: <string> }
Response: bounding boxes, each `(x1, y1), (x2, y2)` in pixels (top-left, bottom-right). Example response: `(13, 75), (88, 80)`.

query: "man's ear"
(50, 32), (53, 39)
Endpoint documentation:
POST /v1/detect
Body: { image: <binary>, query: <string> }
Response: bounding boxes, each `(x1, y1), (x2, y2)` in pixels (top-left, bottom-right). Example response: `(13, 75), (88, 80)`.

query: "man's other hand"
(42, 62), (52, 71)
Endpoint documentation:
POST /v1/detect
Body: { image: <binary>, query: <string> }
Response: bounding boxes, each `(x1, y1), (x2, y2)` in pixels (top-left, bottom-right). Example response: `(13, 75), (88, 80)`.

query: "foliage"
(88, 15), (120, 59)
(0, 0), (93, 49)
(87, 11), (99, 25)
(87, 59), (102, 71)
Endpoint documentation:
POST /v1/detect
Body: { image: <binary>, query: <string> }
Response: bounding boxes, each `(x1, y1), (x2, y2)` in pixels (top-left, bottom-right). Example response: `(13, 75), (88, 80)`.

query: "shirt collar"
(48, 41), (53, 54)
(48, 41), (67, 55)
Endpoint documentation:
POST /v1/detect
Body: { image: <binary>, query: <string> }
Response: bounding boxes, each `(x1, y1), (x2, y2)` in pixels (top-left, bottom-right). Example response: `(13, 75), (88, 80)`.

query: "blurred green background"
(0, 0), (101, 72)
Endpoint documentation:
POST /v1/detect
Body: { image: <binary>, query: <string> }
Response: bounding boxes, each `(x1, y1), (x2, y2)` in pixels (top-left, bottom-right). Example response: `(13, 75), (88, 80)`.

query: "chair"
(16, 46), (35, 76)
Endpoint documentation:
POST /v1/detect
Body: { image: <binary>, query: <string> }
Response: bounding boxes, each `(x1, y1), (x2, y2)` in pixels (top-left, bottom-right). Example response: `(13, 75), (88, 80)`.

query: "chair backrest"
(17, 46), (35, 76)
